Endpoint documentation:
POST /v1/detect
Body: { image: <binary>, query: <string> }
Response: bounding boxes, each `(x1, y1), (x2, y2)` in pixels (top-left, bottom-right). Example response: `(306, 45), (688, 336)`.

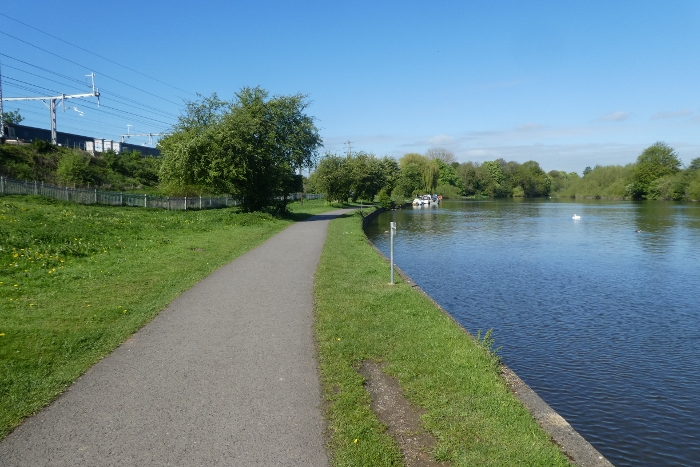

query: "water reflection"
(366, 199), (700, 467)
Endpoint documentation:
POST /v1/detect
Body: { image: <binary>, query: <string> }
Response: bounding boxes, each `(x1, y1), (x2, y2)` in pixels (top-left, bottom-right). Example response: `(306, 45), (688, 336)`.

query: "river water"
(364, 199), (700, 467)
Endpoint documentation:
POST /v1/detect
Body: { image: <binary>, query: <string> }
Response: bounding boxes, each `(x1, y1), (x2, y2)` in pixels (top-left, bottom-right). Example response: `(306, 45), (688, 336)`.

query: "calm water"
(365, 199), (700, 467)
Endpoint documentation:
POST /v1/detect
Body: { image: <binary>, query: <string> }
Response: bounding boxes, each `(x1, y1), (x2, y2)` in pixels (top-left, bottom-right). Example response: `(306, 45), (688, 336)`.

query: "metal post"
(50, 98), (58, 145)
(390, 221), (396, 284)
(184, 196), (187, 211)
(144, 194), (147, 208)
(94, 189), (97, 204)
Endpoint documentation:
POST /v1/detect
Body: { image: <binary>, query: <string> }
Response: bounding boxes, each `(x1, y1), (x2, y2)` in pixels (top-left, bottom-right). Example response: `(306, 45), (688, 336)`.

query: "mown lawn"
(0, 195), (331, 439)
(314, 211), (573, 466)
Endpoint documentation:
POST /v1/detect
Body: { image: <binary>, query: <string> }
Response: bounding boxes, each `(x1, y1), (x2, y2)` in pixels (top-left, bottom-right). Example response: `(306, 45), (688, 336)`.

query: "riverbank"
(314, 210), (575, 466)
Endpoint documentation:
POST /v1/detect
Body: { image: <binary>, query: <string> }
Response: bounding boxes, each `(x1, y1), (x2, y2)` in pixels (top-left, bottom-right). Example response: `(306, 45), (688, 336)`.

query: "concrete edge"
(360, 209), (614, 467)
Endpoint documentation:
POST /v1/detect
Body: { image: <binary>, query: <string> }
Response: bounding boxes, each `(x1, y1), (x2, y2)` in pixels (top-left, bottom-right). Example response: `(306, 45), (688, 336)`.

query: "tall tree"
(158, 88), (322, 210)
(312, 153), (352, 202)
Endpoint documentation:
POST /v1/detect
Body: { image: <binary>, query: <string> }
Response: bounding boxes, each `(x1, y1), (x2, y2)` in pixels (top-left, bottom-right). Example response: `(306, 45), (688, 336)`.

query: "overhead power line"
(0, 31), (183, 106)
(2, 62), (89, 94)
(0, 12), (196, 97)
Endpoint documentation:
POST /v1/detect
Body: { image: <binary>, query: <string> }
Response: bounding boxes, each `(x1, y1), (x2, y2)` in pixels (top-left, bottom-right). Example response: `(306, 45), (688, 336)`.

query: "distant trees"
(627, 142), (682, 200)
(158, 87), (322, 211)
(549, 142), (700, 201)
(309, 152), (399, 203)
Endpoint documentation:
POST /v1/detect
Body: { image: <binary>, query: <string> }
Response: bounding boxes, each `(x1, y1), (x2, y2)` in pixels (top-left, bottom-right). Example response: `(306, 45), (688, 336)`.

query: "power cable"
(2, 62), (89, 94)
(2, 57), (179, 119)
(0, 12), (197, 97)
(0, 31), (183, 106)
(0, 53), (88, 87)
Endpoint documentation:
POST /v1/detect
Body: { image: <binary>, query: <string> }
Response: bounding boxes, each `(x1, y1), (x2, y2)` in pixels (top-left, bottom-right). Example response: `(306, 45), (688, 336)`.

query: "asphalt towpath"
(0, 209), (354, 467)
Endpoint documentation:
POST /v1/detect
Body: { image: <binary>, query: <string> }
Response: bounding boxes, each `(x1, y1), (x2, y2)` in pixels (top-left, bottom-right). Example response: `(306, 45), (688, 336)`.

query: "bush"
(56, 152), (91, 186)
(376, 189), (393, 209)
(435, 183), (462, 198)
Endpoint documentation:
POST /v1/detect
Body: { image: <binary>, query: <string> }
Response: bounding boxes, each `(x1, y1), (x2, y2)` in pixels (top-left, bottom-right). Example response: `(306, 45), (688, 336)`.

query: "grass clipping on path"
(0, 196), (331, 439)
(314, 212), (572, 467)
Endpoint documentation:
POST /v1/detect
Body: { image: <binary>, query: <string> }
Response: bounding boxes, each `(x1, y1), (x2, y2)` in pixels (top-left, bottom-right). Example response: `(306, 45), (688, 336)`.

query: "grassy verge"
(0, 196), (332, 438)
(314, 211), (572, 466)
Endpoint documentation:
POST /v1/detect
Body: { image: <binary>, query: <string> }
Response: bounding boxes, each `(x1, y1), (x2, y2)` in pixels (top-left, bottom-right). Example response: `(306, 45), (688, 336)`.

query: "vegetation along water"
(315, 211), (573, 466)
(365, 199), (700, 467)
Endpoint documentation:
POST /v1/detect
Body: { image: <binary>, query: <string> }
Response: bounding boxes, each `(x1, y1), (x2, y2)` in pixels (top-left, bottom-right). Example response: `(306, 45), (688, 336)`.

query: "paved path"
(0, 209), (352, 466)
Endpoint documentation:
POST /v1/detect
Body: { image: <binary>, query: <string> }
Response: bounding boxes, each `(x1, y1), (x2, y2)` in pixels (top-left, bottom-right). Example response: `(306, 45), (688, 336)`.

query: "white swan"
(572, 214), (581, 220)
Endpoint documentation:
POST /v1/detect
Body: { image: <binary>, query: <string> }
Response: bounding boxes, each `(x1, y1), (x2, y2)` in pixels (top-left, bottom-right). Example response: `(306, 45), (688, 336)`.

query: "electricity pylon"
(2, 73), (100, 144)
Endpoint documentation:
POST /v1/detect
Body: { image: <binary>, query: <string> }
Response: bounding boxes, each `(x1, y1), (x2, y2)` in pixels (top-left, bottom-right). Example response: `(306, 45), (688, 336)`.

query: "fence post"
(34, 181), (38, 195)
(94, 189), (97, 204)
(144, 194), (147, 208)
(120, 192), (123, 206)
(1, 177), (3, 195)
(65, 187), (68, 201)
(184, 196), (187, 211)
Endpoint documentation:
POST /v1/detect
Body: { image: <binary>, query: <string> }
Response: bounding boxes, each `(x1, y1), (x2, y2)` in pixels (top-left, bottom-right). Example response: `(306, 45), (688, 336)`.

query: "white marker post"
(390, 221), (396, 284)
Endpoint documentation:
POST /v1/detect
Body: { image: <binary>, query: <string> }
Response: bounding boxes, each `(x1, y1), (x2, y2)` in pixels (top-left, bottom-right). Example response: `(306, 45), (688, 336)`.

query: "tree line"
(307, 142), (700, 204)
(5, 92), (700, 208)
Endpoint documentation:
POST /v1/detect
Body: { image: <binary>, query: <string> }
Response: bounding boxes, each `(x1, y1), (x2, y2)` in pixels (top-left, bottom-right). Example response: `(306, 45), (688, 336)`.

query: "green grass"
(0, 195), (332, 438)
(314, 211), (573, 466)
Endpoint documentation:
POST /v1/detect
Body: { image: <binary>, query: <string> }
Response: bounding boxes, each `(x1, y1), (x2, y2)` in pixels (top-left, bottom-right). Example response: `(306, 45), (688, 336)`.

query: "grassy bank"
(314, 211), (572, 466)
(0, 196), (331, 438)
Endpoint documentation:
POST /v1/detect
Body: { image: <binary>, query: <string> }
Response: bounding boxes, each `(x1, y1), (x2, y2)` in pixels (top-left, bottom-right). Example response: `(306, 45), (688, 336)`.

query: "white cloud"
(598, 111), (629, 122)
(427, 134), (454, 145)
(516, 122), (546, 131)
(651, 109), (691, 120)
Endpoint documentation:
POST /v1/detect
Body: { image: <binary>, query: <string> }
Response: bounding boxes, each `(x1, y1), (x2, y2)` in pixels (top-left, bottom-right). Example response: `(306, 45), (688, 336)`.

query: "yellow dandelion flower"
(353, 439), (358, 444)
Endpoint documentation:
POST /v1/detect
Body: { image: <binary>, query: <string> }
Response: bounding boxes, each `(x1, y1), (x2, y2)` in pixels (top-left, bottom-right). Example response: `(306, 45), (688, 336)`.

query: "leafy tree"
(516, 160), (551, 197)
(393, 162), (423, 197)
(312, 153), (352, 202)
(379, 156), (400, 195)
(158, 88), (321, 210)
(348, 152), (386, 201)
(583, 166), (592, 176)
(457, 162), (483, 196)
(628, 142), (681, 200)
(435, 159), (464, 196)
(3, 109), (24, 125)
(398, 153), (439, 193)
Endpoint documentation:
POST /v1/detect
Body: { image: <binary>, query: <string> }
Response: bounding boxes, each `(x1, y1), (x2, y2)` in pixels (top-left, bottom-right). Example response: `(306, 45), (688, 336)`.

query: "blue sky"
(2, 0), (699, 173)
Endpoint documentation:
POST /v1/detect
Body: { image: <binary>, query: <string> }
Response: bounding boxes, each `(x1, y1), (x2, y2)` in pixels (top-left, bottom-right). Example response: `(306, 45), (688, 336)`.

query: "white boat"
(572, 214), (581, 220)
